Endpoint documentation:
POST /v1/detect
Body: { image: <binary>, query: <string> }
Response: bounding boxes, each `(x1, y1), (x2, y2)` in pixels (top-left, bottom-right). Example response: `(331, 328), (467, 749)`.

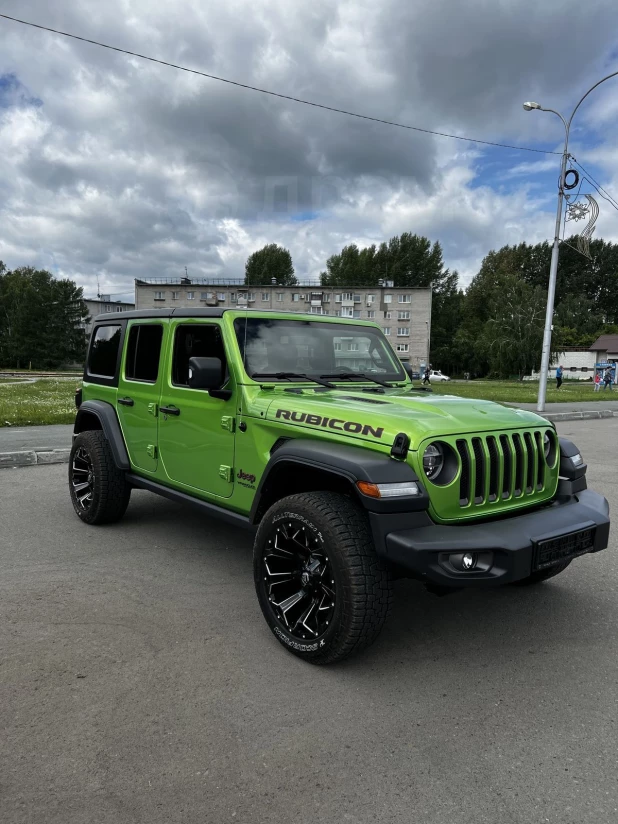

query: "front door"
(157, 320), (235, 498)
(117, 319), (166, 473)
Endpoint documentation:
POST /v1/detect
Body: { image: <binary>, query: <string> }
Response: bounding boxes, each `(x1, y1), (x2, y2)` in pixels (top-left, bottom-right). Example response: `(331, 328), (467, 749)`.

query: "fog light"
(462, 552), (476, 570)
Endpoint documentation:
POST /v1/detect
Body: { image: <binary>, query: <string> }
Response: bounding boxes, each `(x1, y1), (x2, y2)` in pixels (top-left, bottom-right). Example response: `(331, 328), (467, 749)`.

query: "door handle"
(118, 397), (134, 407)
(160, 405), (181, 416)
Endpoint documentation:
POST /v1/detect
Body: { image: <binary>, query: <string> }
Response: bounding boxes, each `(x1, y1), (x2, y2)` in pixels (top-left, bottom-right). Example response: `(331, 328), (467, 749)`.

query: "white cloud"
(0, 0), (617, 296)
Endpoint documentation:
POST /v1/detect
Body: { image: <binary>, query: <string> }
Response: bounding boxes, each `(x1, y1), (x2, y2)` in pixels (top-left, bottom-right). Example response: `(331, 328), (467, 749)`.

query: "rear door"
(157, 320), (235, 498)
(117, 319), (166, 473)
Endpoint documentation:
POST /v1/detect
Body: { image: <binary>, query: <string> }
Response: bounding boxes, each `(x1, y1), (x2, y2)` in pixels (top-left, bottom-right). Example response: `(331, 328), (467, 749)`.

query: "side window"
(172, 324), (227, 388)
(88, 325), (122, 378)
(125, 325), (164, 382)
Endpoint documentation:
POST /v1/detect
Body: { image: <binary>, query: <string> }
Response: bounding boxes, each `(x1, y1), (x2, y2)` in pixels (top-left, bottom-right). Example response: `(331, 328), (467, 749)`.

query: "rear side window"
(88, 325), (122, 378)
(125, 325), (164, 382)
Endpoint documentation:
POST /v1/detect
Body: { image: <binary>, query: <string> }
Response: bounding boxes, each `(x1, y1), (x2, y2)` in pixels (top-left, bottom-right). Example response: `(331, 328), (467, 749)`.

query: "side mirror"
(188, 357), (223, 390)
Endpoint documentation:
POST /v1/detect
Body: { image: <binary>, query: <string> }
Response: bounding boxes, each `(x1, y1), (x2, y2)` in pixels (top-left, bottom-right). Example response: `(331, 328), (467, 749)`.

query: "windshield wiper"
(320, 371), (395, 388)
(252, 372), (336, 389)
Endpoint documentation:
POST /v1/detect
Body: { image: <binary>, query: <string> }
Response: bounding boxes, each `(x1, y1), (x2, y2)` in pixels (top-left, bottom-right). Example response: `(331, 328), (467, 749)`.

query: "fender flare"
(73, 400), (130, 470)
(249, 438), (428, 523)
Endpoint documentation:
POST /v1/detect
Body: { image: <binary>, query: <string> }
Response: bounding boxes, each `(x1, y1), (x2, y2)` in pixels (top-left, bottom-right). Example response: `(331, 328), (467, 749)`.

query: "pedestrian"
(603, 368), (613, 391)
(594, 371), (601, 392)
(422, 366), (431, 385)
(556, 364), (563, 390)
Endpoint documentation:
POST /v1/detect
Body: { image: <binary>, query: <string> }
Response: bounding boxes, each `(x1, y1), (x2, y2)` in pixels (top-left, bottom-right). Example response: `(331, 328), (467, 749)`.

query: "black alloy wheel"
(71, 446), (95, 512)
(254, 492), (392, 664)
(68, 430), (131, 525)
(260, 518), (336, 642)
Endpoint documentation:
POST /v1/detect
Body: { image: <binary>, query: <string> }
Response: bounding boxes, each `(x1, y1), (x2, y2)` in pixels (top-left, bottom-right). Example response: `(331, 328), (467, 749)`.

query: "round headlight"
(423, 443), (444, 480)
(543, 432), (551, 458)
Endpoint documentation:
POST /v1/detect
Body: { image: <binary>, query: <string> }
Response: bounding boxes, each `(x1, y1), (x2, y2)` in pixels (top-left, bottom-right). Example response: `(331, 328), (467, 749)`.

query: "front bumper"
(379, 488), (610, 587)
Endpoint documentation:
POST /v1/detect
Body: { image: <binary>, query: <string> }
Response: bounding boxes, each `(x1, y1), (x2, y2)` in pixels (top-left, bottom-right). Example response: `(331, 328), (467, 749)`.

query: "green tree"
(481, 274), (547, 379)
(0, 266), (89, 368)
(245, 244), (297, 286)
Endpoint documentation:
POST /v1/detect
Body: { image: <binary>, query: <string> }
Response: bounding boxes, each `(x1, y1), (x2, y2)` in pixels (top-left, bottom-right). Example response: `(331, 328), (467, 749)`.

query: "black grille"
(500, 434), (512, 498)
(456, 430), (548, 509)
(456, 439), (470, 505)
(513, 434), (524, 497)
(471, 437), (485, 503)
(487, 436), (499, 502)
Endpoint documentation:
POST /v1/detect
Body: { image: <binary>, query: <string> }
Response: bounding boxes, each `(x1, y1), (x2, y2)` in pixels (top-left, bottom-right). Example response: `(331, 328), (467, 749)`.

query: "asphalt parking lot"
(1, 419), (617, 824)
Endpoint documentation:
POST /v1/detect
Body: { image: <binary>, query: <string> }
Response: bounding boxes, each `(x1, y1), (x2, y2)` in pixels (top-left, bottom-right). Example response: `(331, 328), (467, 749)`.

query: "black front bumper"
(376, 488), (610, 587)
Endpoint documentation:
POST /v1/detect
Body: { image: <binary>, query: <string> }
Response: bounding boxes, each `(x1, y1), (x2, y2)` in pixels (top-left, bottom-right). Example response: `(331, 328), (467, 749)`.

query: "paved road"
(1, 419), (617, 824)
(0, 424), (73, 452)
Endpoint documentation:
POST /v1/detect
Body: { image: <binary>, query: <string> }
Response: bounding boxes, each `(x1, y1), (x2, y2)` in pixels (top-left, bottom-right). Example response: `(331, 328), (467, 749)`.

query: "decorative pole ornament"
(564, 194), (599, 260)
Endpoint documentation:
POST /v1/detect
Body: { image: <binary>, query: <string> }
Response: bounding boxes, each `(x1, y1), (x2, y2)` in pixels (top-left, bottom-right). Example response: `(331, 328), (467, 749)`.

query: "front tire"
(69, 430), (131, 525)
(253, 492), (392, 664)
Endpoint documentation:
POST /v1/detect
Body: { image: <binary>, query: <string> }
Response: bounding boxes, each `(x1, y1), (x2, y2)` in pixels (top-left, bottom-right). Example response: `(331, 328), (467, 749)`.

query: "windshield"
(234, 318), (406, 382)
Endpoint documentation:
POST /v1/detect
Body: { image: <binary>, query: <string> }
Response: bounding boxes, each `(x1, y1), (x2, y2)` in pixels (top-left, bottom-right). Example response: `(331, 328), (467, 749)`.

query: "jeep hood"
(262, 387), (548, 451)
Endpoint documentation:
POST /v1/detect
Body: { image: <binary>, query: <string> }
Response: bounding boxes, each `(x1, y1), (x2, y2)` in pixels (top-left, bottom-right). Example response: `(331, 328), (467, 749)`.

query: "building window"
(581, 367), (589, 373)
(353, 294), (361, 303)
(292, 293), (300, 302)
(276, 293), (284, 302)
(116, 306), (123, 312)
(398, 294), (411, 303)
(353, 310), (361, 319)
(347, 343), (359, 351)
(187, 291), (195, 300)
(367, 310), (376, 319)
(154, 291), (165, 301)
(105, 304), (113, 312)
(261, 292), (269, 301)
(335, 294), (342, 303)
(334, 342), (342, 351)
(217, 292), (225, 301)
(323, 294), (330, 303)
(396, 344), (409, 353)
(366, 294), (375, 304)
(398, 311), (410, 320)
(385, 311), (392, 319)
(247, 292), (255, 302)
(384, 294), (392, 304)
(230, 292), (237, 303)
(383, 327), (391, 336)
(341, 307), (354, 318)
(397, 327), (409, 336)
(334, 310), (341, 317)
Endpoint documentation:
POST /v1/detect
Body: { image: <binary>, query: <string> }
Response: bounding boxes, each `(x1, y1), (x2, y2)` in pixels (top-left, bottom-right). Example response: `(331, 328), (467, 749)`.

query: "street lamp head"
(523, 101), (542, 111)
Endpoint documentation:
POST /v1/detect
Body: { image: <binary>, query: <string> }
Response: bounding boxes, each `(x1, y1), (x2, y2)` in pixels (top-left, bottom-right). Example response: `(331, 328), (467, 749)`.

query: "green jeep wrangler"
(70, 309), (610, 663)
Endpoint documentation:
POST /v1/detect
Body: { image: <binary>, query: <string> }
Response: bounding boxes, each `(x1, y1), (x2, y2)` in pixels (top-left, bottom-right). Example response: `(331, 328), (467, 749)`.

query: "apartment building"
(134, 278), (432, 368)
(85, 297), (135, 336)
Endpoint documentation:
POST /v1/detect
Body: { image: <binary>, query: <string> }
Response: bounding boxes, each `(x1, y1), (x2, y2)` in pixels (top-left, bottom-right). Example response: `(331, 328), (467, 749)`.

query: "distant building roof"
(590, 334), (618, 352)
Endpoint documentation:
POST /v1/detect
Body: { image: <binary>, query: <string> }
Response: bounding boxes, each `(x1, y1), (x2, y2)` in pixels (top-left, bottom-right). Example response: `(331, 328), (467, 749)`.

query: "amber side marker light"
(356, 481), (421, 498)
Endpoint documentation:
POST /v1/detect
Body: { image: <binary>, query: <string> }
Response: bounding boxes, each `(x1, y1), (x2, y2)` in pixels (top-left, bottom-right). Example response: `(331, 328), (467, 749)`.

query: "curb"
(540, 410), (618, 422)
(0, 449), (71, 469)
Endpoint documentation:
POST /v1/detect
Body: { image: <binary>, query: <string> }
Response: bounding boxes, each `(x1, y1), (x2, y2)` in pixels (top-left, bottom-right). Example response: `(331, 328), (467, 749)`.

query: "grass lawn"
(431, 380), (615, 404)
(0, 379), (77, 427)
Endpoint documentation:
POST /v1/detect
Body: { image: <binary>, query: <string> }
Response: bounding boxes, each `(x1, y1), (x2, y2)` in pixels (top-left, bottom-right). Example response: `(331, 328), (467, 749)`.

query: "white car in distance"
(429, 370), (450, 382)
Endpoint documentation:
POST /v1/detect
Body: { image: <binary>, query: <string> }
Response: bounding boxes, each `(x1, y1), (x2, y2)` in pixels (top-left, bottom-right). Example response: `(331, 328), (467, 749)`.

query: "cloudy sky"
(1, 1), (618, 299)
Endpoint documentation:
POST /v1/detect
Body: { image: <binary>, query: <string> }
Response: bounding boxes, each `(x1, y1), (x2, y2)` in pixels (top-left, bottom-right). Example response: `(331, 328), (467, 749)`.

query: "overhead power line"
(1, 12), (561, 156)
(571, 158), (618, 213)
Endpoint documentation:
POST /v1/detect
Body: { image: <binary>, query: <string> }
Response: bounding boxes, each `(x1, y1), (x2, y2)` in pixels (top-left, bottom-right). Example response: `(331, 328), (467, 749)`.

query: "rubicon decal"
(275, 409), (384, 439)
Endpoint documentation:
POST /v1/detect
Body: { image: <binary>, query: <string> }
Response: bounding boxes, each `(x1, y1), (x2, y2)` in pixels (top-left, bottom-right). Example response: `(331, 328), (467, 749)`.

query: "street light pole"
(523, 69), (618, 413)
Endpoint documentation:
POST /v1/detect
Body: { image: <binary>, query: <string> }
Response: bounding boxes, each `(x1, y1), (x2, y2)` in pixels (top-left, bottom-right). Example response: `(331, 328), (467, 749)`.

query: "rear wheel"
(253, 492), (392, 664)
(512, 559), (572, 586)
(69, 430), (131, 525)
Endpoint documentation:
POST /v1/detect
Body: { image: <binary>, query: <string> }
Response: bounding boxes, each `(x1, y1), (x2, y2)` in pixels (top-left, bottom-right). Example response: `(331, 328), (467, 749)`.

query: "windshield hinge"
(219, 465), (233, 482)
(221, 415), (235, 432)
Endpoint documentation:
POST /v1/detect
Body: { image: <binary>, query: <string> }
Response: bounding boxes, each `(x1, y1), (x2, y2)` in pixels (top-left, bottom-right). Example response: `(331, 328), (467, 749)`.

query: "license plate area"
(533, 527), (596, 571)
